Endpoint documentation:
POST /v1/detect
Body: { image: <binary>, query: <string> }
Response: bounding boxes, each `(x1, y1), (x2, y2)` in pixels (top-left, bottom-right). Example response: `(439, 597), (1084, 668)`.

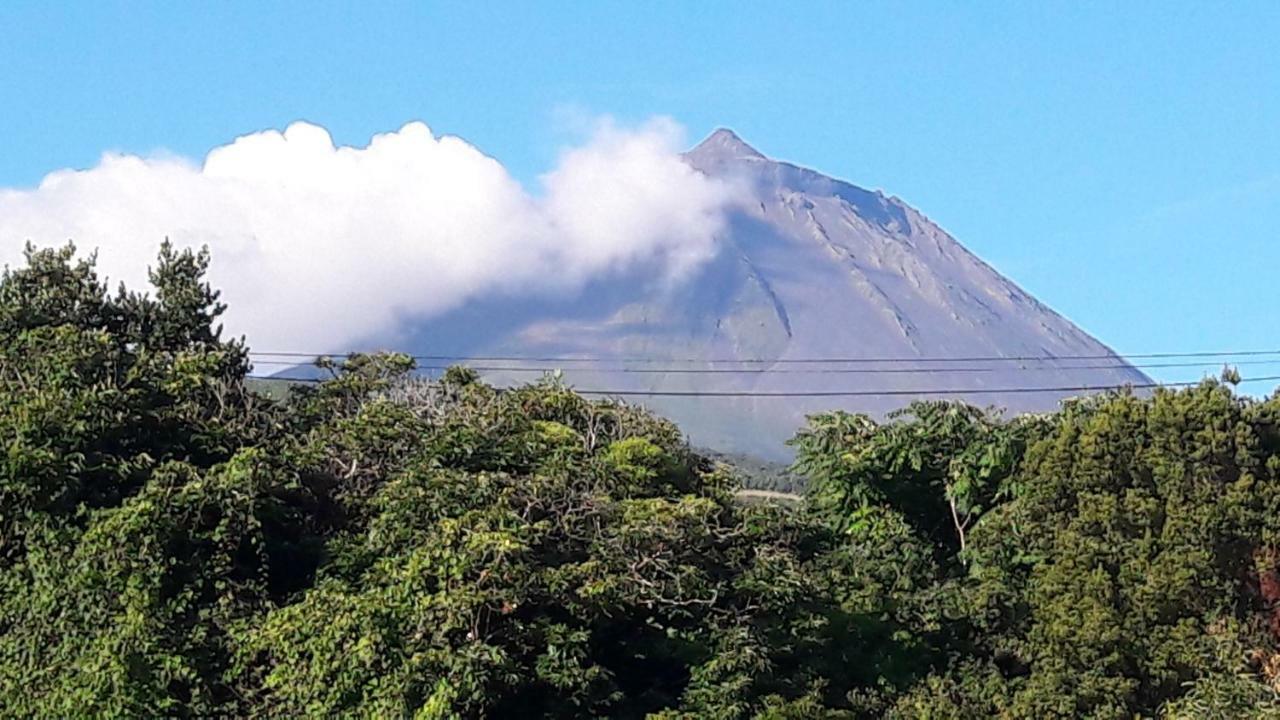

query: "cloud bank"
(0, 118), (731, 352)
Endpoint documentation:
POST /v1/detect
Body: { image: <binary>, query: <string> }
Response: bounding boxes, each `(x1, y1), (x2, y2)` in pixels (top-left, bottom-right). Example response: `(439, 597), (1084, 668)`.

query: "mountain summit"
(397, 130), (1150, 458)
(689, 128), (767, 162)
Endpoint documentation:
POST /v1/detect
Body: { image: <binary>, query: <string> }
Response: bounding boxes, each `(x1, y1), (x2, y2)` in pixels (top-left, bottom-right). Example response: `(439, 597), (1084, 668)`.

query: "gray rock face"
(402, 129), (1150, 459)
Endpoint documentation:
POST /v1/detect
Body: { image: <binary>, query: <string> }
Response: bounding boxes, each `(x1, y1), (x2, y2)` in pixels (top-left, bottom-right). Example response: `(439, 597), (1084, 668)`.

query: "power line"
(245, 348), (1280, 365)
(244, 374), (1280, 398)
(245, 357), (1280, 375)
(528, 376), (1280, 398)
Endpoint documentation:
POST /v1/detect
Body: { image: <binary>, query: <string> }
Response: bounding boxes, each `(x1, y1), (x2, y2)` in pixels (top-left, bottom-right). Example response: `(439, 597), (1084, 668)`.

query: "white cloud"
(0, 117), (731, 352)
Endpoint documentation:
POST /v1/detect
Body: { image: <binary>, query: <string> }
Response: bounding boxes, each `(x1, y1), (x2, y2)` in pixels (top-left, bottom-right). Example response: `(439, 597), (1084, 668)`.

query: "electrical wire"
(244, 348), (1280, 364)
(244, 374), (1280, 398)
(244, 357), (1280, 375)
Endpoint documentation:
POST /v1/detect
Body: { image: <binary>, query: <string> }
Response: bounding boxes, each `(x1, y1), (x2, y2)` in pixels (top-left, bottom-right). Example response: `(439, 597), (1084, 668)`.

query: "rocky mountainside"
(393, 129), (1150, 459)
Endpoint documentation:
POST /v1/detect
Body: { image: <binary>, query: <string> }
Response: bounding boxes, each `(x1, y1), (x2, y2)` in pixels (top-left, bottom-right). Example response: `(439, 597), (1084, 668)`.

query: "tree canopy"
(3, 244), (1280, 717)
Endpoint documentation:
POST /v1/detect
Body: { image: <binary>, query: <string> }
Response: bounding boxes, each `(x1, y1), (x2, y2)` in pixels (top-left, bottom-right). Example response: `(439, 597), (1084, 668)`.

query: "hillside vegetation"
(3, 244), (1280, 717)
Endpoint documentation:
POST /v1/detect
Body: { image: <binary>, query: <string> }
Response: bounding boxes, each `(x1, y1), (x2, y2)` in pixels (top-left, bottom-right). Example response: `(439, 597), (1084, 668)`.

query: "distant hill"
(302, 129), (1150, 459)
(701, 447), (804, 494)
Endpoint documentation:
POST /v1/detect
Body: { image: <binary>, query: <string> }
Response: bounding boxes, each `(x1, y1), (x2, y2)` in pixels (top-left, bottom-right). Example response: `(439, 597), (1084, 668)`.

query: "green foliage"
(0, 453), (306, 716)
(960, 385), (1280, 718)
(793, 402), (1032, 557)
(795, 389), (1280, 718)
(0, 243), (282, 715)
(242, 370), (894, 717)
(0, 243), (263, 564)
(6, 244), (1280, 717)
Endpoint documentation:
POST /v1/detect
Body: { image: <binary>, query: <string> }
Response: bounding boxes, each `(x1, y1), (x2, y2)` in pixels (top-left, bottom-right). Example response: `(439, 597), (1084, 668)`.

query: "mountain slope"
(394, 129), (1150, 459)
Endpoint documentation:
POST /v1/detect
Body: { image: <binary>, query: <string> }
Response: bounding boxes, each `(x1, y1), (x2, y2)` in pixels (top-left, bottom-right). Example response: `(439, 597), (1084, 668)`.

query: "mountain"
(391, 129), (1152, 459)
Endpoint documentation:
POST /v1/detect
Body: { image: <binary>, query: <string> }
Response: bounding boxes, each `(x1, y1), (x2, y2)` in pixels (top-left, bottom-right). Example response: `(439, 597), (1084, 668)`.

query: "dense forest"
(4, 243), (1280, 718)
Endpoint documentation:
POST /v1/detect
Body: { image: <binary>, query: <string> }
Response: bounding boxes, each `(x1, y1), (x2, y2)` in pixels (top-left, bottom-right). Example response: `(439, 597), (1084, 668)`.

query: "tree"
(792, 401), (1030, 558)
(0, 243), (287, 715)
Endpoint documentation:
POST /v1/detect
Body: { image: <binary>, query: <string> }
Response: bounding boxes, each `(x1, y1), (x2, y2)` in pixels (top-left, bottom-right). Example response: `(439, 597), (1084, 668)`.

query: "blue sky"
(2, 1), (1278, 382)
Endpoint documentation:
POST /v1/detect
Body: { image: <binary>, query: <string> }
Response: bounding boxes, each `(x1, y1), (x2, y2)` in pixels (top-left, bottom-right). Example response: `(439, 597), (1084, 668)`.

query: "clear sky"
(2, 1), (1278, 383)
